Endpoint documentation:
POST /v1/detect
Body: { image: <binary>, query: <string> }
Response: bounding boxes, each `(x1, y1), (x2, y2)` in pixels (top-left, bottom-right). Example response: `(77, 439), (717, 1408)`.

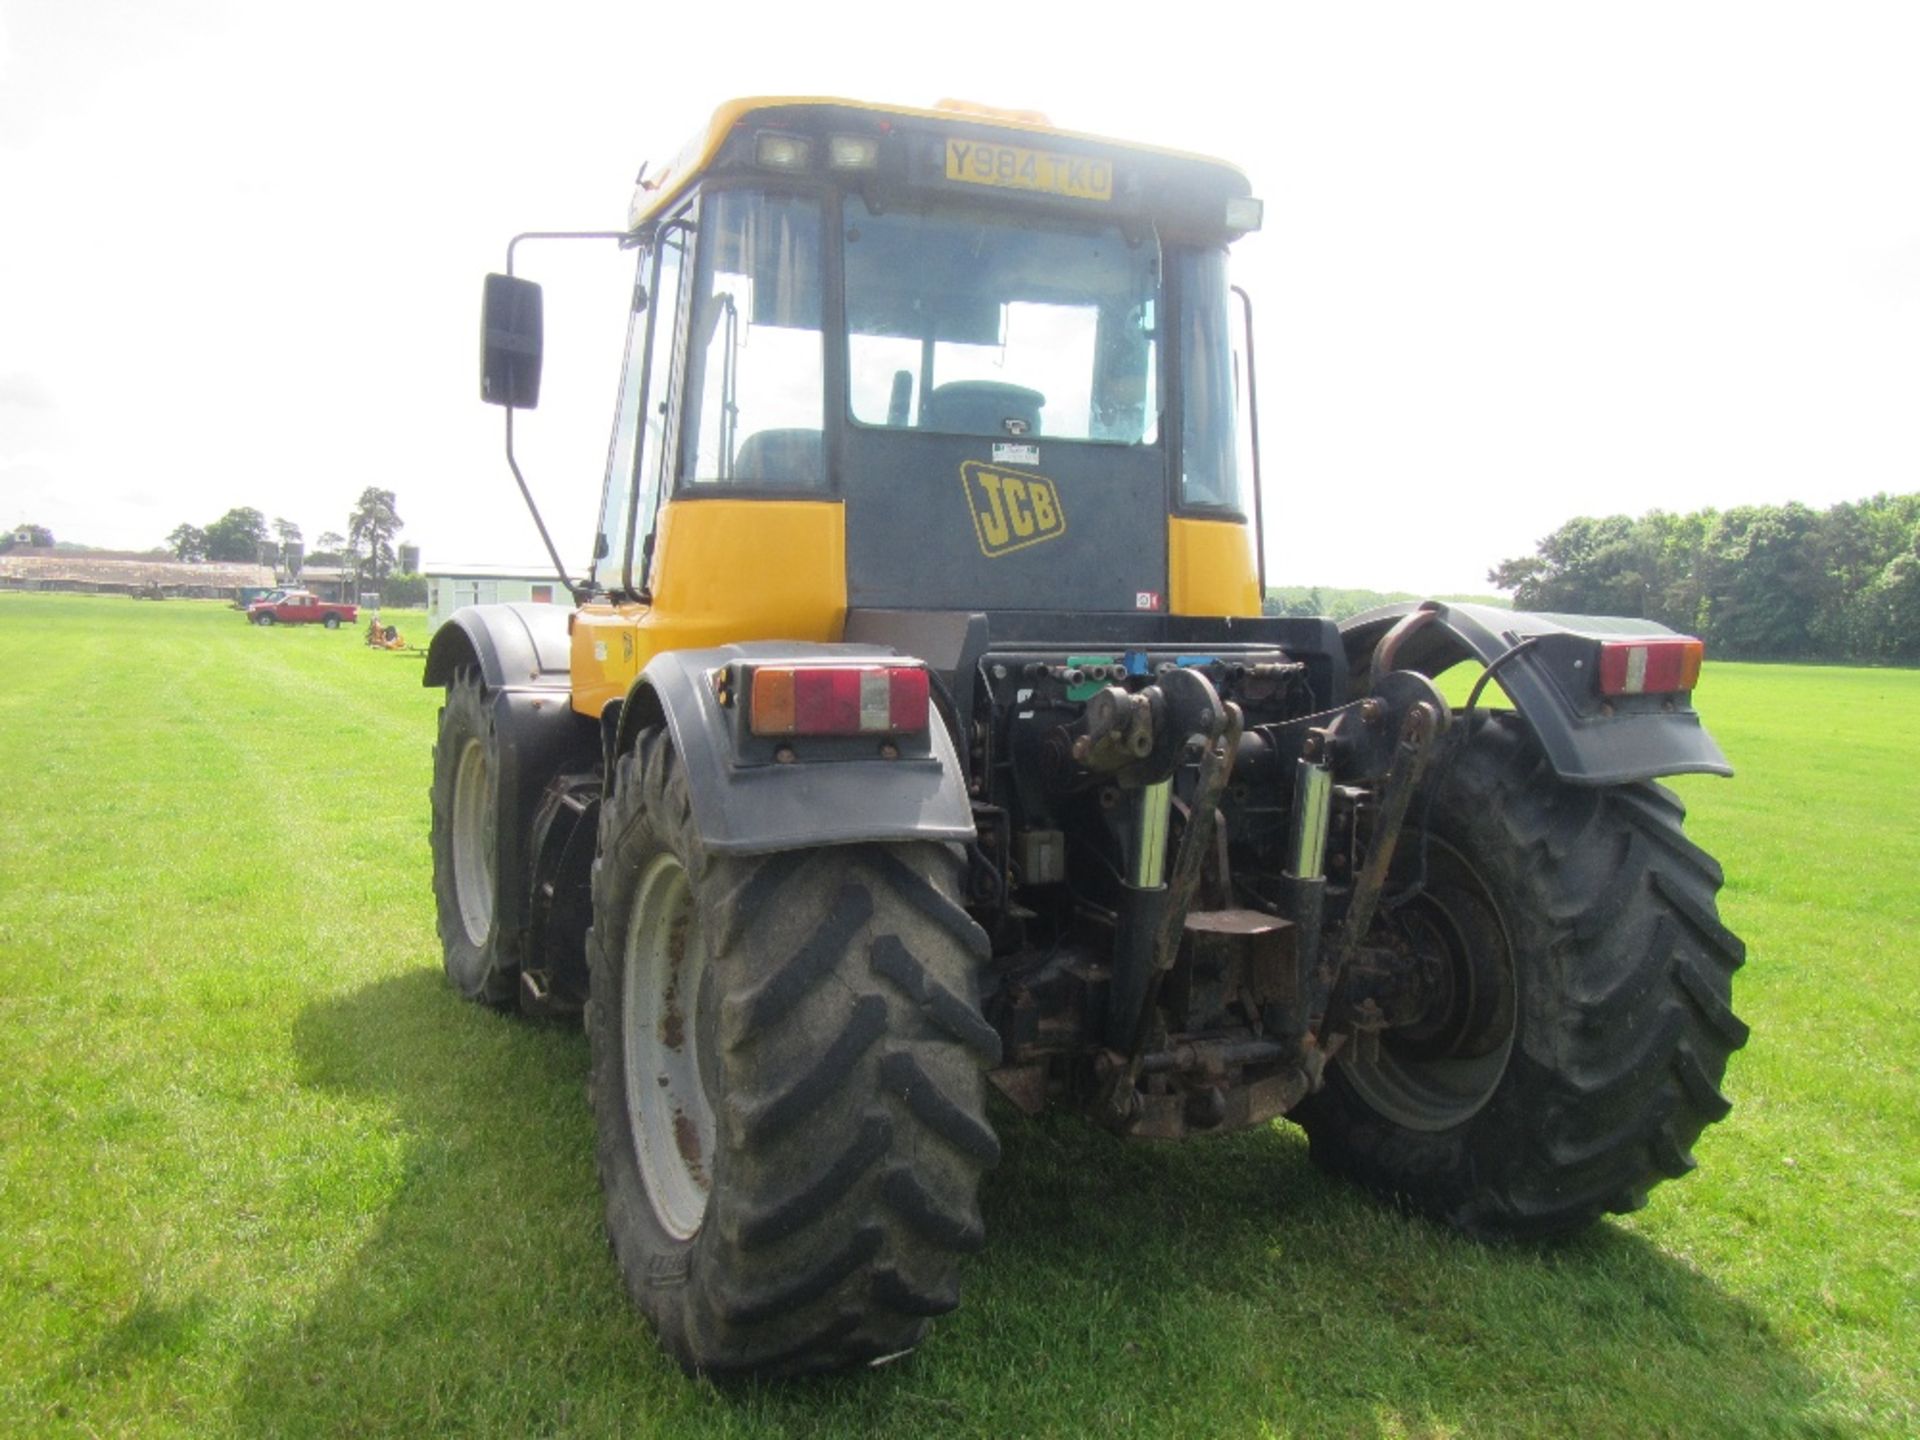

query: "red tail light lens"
(749, 665), (930, 736)
(1597, 638), (1704, 696)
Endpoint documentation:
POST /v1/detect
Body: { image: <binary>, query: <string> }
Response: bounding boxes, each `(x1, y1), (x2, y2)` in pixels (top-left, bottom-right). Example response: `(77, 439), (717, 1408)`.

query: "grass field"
(1, 592), (1914, 1438)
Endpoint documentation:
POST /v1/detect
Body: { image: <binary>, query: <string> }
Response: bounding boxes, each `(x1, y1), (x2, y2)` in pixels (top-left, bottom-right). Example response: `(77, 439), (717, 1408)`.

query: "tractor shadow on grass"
(234, 970), (1834, 1438)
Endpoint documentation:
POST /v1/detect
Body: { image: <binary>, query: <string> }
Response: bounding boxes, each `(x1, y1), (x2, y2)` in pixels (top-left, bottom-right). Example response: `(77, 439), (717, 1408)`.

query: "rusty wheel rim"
(622, 852), (714, 1241)
(1344, 838), (1517, 1132)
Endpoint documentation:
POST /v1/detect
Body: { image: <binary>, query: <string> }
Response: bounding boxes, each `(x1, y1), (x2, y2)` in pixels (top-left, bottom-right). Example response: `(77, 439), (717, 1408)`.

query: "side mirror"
(481, 273), (544, 408)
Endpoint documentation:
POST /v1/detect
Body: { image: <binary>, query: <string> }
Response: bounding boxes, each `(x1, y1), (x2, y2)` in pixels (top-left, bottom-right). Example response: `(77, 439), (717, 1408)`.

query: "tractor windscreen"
(843, 199), (1162, 446)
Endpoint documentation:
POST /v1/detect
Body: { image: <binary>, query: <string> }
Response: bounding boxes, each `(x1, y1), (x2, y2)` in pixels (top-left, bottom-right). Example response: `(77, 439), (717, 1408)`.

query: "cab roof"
(626, 95), (1254, 236)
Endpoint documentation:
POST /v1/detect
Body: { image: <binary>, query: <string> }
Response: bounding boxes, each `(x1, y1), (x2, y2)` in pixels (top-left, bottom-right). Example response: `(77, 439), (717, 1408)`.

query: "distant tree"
(1485, 514), (1669, 620)
(1489, 492), (1920, 662)
(1272, 586), (1327, 619)
(1809, 495), (1920, 654)
(270, 517), (304, 573)
(1697, 504), (1824, 657)
(166, 523), (209, 562)
(381, 572), (428, 607)
(308, 530), (346, 567)
(347, 488), (403, 583)
(1485, 552), (1546, 599)
(203, 507), (270, 563)
(1641, 508), (1716, 635)
(2, 522), (54, 552)
(1848, 525), (1920, 662)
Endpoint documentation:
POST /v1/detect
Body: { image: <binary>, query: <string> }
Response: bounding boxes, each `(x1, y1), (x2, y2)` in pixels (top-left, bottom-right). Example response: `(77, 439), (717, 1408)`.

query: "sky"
(2, 0), (1915, 595)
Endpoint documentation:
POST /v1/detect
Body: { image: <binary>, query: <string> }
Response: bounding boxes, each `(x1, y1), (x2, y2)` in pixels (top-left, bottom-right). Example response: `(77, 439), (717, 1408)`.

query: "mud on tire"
(1293, 712), (1749, 1238)
(587, 727), (1000, 1376)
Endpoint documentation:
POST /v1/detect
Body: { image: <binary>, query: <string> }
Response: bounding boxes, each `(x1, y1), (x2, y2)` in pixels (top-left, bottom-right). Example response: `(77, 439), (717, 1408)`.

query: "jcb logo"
(960, 462), (1066, 558)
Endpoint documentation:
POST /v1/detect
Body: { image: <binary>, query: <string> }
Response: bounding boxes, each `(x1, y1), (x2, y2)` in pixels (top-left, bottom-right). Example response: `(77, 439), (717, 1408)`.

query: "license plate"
(944, 139), (1113, 202)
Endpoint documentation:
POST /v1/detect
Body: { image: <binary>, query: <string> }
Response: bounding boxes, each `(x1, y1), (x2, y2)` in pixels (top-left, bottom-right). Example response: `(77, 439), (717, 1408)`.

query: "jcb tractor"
(428, 96), (1747, 1377)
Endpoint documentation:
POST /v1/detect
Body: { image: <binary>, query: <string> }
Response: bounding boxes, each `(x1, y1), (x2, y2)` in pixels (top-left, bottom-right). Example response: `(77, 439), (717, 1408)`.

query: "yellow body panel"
(1167, 516), (1261, 618)
(570, 499), (847, 717)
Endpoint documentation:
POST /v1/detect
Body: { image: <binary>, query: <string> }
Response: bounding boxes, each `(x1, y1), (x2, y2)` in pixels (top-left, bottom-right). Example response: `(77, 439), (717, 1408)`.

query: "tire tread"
(586, 736), (996, 1376)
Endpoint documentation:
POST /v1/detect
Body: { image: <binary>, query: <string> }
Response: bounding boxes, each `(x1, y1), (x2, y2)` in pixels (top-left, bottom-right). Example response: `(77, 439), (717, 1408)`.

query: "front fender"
(423, 603), (572, 691)
(617, 643), (976, 857)
(1341, 601), (1732, 785)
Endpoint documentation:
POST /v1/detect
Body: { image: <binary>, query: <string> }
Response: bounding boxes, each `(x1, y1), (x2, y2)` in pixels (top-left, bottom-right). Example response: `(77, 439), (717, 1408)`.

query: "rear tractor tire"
(586, 728), (1001, 1376)
(1293, 712), (1749, 1238)
(429, 668), (518, 1006)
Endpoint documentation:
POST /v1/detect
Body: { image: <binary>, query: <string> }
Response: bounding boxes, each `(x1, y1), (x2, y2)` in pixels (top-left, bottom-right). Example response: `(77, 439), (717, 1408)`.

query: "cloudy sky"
(2, 1), (1915, 594)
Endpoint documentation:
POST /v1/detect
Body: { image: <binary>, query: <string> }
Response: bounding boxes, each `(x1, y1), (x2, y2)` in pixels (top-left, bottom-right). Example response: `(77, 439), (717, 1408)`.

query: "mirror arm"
(503, 405), (585, 603)
(505, 229), (631, 276)
(498, 230), (631, 603)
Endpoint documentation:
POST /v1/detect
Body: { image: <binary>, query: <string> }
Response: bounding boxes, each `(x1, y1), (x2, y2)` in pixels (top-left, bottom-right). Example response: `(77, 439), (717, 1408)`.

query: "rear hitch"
(1312, 677), (1447, 1043)
(1094, 668), (1243, 1131)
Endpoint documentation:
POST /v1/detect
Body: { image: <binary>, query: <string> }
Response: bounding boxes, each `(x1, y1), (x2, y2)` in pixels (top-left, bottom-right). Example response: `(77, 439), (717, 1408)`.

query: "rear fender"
(1341, 601), (1732, 785)
(614, 643), (975, 857)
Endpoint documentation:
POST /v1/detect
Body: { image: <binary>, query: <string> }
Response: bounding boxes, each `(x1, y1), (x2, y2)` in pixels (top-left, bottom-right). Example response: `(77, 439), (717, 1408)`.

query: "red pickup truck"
(247, 590), (358, 629)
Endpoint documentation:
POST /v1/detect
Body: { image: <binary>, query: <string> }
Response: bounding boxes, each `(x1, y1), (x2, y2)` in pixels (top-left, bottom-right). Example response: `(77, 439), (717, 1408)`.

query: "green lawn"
(1, 592), (1913, 1438)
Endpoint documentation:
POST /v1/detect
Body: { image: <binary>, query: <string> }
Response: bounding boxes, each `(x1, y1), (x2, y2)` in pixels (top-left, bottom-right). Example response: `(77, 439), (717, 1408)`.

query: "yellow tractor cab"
(478, 96), (1268, 713)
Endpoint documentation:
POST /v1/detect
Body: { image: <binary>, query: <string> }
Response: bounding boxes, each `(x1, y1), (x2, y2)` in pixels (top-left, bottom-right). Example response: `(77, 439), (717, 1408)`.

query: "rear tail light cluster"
(749, 665), (930, 737)
(1597, 638), (1704, 696)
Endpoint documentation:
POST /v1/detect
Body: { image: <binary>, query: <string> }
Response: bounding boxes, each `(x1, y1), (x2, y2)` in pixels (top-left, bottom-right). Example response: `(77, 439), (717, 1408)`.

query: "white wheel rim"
(450, 737), (495, 947)
(622, 852), (714, 1241)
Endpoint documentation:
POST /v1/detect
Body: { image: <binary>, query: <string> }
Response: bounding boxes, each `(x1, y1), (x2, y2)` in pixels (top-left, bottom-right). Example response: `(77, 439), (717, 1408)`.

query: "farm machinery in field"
(424, 96), (1747, 1377)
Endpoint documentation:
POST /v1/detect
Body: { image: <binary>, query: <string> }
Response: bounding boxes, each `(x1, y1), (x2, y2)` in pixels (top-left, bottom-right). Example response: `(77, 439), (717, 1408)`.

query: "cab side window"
(630, 227), (688, 585)
(591, 220), (689, 593)
(1175, 247), (1243, 513)
(680, 191), (826, 490)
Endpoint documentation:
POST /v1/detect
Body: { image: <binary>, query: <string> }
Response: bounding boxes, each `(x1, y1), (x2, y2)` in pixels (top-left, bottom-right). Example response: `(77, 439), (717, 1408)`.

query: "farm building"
(425, 564), (566, 634)
(296, 566), (357, 604)
(0, 549), (275, 599)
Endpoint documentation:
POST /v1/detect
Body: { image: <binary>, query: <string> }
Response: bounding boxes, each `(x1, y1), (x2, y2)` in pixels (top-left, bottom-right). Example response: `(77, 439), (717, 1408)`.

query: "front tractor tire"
(587, 729), (1001, 1377)
(1294, 712), (1749, 1238)
(429, 669), (518, 1005)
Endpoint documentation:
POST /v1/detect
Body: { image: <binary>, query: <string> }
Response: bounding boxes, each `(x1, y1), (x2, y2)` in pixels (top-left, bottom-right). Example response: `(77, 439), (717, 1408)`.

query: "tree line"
(1, 523), (55, 551)
(1488, 493), (1920, 662)
(165, 489), (408, 591)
